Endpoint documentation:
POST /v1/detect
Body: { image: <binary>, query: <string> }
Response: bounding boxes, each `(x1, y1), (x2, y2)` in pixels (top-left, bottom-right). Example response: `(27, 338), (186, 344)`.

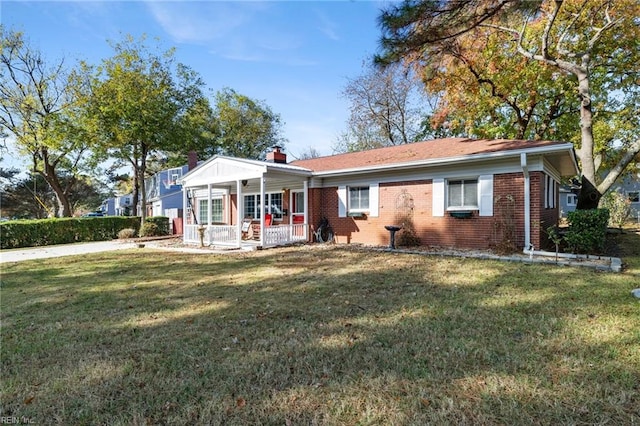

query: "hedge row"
(142, 216), (170, 236)
(0, 216), (142, 249)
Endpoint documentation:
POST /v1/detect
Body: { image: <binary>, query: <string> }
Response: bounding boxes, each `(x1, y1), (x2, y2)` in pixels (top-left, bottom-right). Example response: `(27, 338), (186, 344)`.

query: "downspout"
(303, 179), (309, 241)
(236, 179), (243, 248)
(521, 153), (532, 252)
(260, 176), (266, 247)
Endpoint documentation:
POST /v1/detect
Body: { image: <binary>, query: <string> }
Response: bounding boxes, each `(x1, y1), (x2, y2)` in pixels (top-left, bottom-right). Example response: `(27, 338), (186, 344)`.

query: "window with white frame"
(628, 192), (639, 203)
(567, 193), (577, 206)
(338, 184), (379, 218)
(244, 194), (259, 219)
(243, 193), (283, 220)
(211, 198), (223, 222)
(269, 193), (283, 220)
(292, 191), (304, 214)
(348, 186), (369, 212)
(198, 200), (208, 225)
(447, 179), (478, 209)
(199, 198), (223, 224)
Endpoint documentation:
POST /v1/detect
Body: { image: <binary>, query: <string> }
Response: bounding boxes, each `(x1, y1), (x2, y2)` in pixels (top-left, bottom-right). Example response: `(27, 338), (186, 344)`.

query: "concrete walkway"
(0, 240), (138, 263)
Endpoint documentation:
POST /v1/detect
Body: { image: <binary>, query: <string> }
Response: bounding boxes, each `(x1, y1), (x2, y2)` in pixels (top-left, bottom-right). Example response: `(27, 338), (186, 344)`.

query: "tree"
(0, 171), (105, 219)
(295, 146), (323, 160)
(377, 0), (640, 209)
(0, 27), (87, 217)
(76, 35), (206, 220)
(335, 61), (431, 153)
(211, 87), (286, 160)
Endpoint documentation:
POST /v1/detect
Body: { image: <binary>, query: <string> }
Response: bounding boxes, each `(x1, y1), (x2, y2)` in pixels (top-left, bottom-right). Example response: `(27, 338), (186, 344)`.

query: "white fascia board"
(312, 143), (576, 178)
(319, 158), (523, 188)
(183, 172), (264, 188)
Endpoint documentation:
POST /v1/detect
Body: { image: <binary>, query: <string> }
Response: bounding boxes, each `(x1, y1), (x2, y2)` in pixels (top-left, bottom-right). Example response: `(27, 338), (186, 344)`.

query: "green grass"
(1, 231), (639, 425)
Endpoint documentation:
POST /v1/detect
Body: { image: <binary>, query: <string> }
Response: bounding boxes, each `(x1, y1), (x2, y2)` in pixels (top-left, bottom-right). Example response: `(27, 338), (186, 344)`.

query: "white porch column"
(207, 184), (212, 226)
(259, 176), (266, 246)
(226, 187), (232, 224)
(182, 186), (188, 244)
(236, 180), (243, 248)
(303, 179), (309, 240)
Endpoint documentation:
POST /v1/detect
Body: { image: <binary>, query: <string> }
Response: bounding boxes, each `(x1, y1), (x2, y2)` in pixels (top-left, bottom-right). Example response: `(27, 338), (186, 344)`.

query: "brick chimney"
(266, 146), (287, 164)
(188, 151), (198, 170)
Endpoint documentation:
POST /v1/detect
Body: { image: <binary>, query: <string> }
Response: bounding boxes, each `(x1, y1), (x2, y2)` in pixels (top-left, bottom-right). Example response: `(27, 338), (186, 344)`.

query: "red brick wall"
(531, 172), (560, 250)
(307, 172), (554, 250)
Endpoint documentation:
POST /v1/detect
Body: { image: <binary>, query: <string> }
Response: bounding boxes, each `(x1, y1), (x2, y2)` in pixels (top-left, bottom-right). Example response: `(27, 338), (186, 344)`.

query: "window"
(447, 179), (478, 209)
(198, 200), (208, 225)
(212, 198), (223, 222)
(243, 193), (283, 220)
(628, 192), (640, 203)
(338, 184), (379, 218)
(244, 194), (259, 219)
(199, 198), (223, 224)
(292, 191), (304, 214)
(567, 194), (577, 206)
(349, 186), (369, 212)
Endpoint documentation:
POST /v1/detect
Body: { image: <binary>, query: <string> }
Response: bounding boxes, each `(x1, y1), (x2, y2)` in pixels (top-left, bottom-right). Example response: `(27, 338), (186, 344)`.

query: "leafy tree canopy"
(377, 0), (640, 208)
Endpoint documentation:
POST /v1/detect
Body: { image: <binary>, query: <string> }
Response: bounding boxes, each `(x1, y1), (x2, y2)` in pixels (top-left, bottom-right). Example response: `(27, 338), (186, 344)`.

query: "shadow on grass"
(1, 245), (639, 424)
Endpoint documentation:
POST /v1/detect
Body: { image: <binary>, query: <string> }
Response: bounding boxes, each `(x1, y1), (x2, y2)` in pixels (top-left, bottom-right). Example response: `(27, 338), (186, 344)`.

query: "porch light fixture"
(242, 180), (248, 187)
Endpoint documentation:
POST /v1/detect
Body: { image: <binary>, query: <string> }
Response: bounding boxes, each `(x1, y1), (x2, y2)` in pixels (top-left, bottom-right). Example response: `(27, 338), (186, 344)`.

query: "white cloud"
(146, 1), (316, 66)
(314, 8), (340, 41)
(146, 2), (259, 43)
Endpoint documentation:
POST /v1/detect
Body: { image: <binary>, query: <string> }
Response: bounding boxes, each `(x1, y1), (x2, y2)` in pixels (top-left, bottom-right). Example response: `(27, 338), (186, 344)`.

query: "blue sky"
(2, 0), (392, 171)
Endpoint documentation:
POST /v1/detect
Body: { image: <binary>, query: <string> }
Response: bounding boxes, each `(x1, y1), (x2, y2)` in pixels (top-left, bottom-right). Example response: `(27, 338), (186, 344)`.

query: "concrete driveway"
(0, 240), (138, 263)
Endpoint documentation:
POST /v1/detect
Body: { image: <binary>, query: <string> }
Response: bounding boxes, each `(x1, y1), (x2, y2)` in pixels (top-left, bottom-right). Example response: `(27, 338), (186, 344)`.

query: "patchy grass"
(1, 235), (639, 425)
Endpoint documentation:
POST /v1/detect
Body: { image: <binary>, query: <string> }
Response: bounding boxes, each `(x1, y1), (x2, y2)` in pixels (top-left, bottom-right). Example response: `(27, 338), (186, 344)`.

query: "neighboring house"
(559, 184), (579, 218)
(560, 170), (640, 220)
(100, 194), (133, 216)
(616, 172), (640, 219)
(144, 165), (190, 217)
(180, 139), (578, 252)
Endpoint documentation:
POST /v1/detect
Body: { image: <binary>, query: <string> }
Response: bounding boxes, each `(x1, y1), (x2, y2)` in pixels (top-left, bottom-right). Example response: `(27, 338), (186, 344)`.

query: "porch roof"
(179, 155), (312, 187)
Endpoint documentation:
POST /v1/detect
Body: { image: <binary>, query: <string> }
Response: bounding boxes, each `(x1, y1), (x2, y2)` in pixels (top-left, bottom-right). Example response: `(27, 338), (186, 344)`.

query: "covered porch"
(179, 155), (312, 249)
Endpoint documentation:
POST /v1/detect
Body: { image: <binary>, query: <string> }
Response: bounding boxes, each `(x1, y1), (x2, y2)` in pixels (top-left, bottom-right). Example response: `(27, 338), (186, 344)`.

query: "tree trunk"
(574, 61), (600, 210)
(40, 154), (73, 217)
(131, 171), (139, 218)
(577, 175), (601, 210)
(139, 149), (148, 222)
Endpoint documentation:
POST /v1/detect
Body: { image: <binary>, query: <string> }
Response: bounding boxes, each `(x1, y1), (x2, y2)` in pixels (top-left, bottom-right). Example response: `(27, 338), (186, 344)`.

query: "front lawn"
(1, 235), (639, 424)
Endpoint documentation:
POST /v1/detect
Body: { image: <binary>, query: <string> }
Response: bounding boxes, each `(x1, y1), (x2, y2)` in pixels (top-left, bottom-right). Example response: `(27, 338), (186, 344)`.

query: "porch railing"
(264, 224), (308, 247)
(184, 224), (238, 246)
(184, 223), (307, 247)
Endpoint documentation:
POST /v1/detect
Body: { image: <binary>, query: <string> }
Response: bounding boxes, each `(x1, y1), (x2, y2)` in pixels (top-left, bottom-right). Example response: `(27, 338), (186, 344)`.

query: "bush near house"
(141, 216), (170, 237)
(0, 216), (141, 249)
(564, 209), (609, 254)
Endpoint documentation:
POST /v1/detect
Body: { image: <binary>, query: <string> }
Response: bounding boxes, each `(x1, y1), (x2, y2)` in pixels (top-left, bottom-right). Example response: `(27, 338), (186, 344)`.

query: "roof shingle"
(290, 138), (565, 172)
